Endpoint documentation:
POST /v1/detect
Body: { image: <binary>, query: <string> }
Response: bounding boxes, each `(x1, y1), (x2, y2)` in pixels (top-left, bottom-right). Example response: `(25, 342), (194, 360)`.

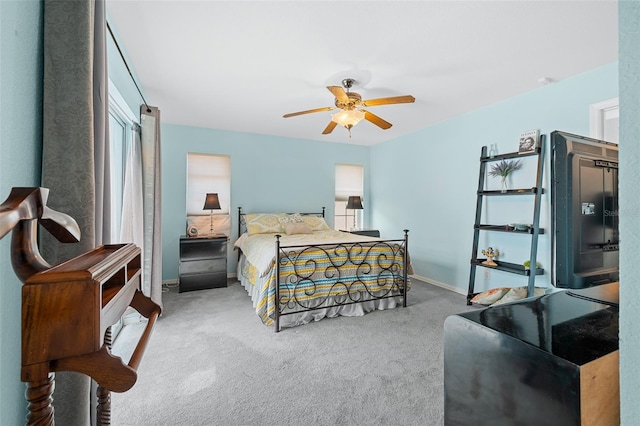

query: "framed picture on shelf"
(518, 129), (540, 154)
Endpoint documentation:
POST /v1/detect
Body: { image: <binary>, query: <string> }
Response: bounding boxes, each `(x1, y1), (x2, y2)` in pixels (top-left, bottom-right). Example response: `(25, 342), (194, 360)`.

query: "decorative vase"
(488, 144), (498, 158)
(501, 176), (508, 193)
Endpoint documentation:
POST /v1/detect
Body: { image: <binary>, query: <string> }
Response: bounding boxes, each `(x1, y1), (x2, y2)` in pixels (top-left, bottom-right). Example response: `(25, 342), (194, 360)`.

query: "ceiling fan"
(283, 78), (415, 137)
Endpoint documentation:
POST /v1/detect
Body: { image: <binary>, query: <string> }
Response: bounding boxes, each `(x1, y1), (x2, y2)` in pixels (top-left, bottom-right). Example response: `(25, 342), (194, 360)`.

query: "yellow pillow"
(245, 213), (283, 235)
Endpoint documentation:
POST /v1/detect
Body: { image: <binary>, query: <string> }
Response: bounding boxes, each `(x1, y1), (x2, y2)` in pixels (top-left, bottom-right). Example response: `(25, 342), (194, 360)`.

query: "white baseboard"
(410, 274), (467, 296)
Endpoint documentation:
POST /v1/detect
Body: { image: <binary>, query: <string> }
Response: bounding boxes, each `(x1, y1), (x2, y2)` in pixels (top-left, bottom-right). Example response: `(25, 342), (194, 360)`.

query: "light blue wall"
(0, 0), (43, 422)
(618, 1), (640, 423)
(161, 125), (370, 280)
(371, 62), (619, 294)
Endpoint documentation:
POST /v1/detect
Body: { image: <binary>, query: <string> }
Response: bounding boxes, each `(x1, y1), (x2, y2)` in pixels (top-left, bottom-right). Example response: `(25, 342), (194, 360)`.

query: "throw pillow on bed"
(301, 216), (330, 231)
(278, 213), (304, 225)
(245, 213), (284, 235)
(283, 221), (313, 235)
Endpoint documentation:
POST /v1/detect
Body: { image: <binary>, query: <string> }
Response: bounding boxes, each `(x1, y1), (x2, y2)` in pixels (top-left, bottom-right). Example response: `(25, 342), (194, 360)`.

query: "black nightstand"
(179, 235), (227, 292)
(341, 229), (380, 237)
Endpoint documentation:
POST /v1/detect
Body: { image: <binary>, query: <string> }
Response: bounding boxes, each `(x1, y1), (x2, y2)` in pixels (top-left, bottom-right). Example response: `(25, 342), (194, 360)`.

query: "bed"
(234, 207), (411, 331)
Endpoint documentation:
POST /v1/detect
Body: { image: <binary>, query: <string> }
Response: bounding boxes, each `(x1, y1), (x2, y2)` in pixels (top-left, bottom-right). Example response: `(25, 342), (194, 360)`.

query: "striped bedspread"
(235, 230), (411, 326)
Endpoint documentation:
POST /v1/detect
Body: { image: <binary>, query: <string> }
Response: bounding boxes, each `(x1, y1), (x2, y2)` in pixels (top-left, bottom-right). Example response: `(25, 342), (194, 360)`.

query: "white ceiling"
(106, 1), (618, 146)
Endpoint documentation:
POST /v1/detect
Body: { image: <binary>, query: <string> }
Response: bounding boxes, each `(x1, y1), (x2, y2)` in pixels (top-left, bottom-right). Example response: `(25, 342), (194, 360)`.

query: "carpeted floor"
(111, 278), (473, 426)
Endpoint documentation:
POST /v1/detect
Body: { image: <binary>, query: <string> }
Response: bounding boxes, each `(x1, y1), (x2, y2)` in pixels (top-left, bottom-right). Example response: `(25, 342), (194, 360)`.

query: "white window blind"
(334, 164), (364, 230)
(335, 164), (363, 201)
(186, 153), (231, 215)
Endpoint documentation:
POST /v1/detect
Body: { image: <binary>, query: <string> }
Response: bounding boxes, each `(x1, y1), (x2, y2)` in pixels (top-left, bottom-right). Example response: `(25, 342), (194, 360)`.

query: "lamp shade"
(346, 196), (364, 210)
(203, 193), (221, 210)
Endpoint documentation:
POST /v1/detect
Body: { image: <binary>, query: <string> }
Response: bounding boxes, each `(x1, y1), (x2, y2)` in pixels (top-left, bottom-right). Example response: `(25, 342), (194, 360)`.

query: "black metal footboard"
(273, 230), (410, 332)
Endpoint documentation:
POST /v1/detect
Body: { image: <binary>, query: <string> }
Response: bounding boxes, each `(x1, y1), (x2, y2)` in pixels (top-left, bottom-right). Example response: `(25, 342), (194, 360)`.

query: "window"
(108, 112), (126, 242)
(107, 81), (140, 340)
(186, 153), (231, 215)
(108, 81), (138, 243)
(334, 164), (364, 230)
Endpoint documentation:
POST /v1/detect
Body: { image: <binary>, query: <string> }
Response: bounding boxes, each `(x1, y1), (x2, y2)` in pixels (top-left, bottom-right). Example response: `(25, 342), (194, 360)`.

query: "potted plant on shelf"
(523, 260), (541, 271)
(489, 159), (522, 192)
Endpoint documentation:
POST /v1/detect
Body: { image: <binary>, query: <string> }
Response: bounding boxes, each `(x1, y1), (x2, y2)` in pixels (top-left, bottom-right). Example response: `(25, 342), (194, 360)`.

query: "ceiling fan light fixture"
(283, 78), (414, 137)
(331, 109), (365, 128)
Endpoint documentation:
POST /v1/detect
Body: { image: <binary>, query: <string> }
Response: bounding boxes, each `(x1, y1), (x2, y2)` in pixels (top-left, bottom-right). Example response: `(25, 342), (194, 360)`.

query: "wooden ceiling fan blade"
(327, 86), (349, 103)
(363, 110), (392, 130)
(322, 120), (338, 134)
(362, 95), (415, 107)
(283, 106), (334, 118)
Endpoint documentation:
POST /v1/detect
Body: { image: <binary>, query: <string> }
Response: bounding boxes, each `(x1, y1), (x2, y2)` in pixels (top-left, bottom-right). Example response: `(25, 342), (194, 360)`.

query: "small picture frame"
(187, 226), (199, 238)
(518, 129), (540, 154)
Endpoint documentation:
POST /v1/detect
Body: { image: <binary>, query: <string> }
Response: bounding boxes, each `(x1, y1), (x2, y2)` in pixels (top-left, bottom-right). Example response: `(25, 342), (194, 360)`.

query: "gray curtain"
(141, 106), (163, 309)
(41, 0), (108, 424)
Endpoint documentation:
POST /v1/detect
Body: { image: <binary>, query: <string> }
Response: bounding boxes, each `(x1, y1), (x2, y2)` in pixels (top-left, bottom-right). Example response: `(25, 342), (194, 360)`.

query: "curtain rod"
(106, 21), (152, 113)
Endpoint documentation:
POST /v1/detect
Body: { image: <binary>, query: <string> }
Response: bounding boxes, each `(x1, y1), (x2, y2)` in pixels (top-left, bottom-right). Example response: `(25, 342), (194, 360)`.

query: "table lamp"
(203, 193), (221, 235)
(346, 196), (363, 231)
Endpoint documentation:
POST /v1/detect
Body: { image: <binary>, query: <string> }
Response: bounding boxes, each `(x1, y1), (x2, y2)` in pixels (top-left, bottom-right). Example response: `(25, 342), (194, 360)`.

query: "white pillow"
(301, 215), (330, 231)
(491, 287), (545, 306)
(283, 221), (313, 235)
(278, 213), (304, 225)
(470, 287), (510, 305)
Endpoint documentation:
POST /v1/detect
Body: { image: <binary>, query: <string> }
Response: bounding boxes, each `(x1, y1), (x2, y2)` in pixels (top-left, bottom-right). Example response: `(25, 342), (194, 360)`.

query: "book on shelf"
(518, 129), (540, 154)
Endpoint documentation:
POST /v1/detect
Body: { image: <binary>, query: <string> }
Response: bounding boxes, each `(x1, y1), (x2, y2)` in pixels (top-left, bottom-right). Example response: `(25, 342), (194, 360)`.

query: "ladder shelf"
(467, 138), (546, 305)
